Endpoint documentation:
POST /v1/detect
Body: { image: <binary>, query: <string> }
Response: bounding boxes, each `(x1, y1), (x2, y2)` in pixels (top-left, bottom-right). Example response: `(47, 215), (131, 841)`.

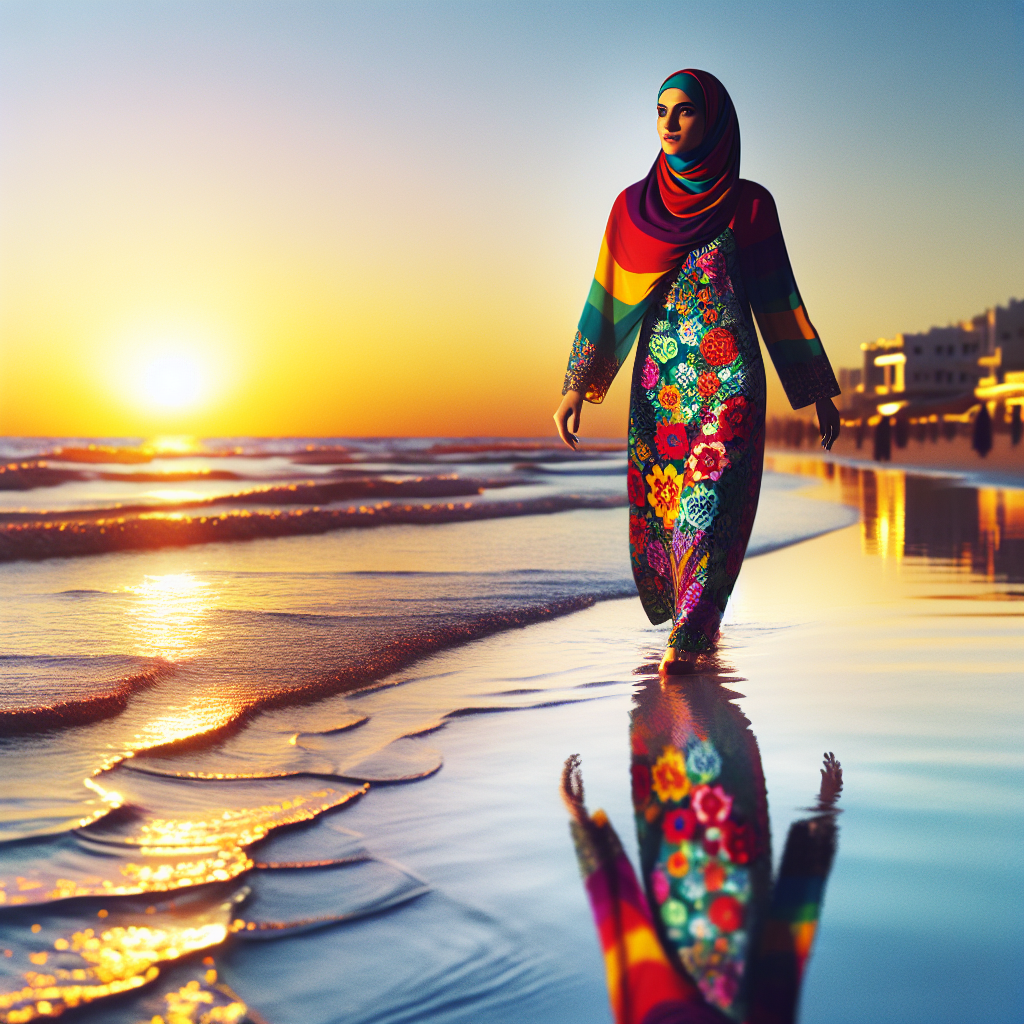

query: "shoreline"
(765, 444), (1024, 491)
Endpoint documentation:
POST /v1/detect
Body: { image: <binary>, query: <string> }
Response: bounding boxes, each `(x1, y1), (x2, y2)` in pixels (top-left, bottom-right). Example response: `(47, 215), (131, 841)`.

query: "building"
(981, 298), (1024, 379)
(900, 322), (986, 395)
(837, 367), (862, 410)
(839, 297), (1021, 412)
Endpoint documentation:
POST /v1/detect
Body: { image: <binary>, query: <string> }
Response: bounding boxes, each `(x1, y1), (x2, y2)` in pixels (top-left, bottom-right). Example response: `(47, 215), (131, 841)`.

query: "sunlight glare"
(124, 573), (213, 661)
(139, 352), (205, 410)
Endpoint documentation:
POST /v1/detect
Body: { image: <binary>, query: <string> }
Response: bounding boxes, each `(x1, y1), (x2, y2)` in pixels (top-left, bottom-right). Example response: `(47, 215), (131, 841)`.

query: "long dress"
(563, 676), (842, 1024)
(563, 180), (841, 652)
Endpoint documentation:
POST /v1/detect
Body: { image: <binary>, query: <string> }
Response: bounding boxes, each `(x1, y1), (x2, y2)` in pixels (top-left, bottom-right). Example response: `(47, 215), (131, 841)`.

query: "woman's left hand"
(816, 397), (841, 451)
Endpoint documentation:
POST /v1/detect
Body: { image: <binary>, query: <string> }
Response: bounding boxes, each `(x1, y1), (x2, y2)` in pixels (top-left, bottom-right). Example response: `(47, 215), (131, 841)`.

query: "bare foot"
(659, 647), (697, 675)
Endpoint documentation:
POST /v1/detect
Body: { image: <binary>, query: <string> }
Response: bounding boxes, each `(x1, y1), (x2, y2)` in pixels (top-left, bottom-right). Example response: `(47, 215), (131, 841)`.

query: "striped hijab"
(578, 70), (742, 370)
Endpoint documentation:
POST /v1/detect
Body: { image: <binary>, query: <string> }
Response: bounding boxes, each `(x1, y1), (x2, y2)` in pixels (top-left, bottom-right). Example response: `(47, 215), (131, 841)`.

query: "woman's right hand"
(554, 391), (584, 450)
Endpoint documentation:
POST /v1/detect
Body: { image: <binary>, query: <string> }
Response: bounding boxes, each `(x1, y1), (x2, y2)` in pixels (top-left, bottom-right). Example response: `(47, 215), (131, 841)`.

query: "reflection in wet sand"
(764, 453), (1024, 580)
(565, 667), (842, 1024)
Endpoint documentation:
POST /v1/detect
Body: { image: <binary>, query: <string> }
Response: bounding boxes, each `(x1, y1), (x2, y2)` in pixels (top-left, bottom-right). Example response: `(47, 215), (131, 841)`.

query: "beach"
(0, 439), (1021, 1024)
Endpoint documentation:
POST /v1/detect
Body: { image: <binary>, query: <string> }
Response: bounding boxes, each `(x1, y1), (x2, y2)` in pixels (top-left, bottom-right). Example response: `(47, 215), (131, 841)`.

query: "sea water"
(0, 439), (1019, 1023)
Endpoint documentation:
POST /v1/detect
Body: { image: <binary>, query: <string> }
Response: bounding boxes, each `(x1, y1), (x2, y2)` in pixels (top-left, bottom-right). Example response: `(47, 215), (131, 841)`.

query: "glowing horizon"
(2, 1), (1021, 439)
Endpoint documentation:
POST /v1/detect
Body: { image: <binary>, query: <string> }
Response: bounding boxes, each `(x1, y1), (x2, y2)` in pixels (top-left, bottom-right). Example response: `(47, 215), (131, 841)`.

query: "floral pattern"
(628, 229), (766, 652)
(631, 726), (764, 1018)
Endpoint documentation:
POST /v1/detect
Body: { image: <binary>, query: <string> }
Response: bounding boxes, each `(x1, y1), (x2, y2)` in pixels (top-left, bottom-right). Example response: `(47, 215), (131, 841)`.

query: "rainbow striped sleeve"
(732, 183), (841, 410)
(569, 811), (727, 1024)
(746, 813), (838, 1024)
(563, 190), (678, 404)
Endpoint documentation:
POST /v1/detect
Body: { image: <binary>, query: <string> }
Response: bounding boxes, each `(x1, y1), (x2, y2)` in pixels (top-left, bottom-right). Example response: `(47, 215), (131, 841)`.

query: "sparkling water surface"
(0, 439), (1020, 1023)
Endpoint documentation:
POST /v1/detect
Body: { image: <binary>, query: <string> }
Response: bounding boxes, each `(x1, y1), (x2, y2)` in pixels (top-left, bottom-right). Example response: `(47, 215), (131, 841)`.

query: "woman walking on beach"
(554, 69), (841, 672)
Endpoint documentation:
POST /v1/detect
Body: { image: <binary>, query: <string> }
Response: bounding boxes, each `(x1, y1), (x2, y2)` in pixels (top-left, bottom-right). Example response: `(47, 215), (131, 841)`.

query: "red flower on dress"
(629, 515), (648, 554)
(704, 860), (726, 892)
(692, 784), (733, 824)
(719, 820), (756, 865)
(709, 895), (744, 932)
(655, 421), (690, 460)
(702, 307), (719, 324)
(685, 441), (729, 487)
(631, 764), (652, 805)
(663, 807), (698, 843)
(717, 395), (751, 443)
(700, 328), (739, 367)
(697, 372), (721, 398)
(627, 466), (646, 506)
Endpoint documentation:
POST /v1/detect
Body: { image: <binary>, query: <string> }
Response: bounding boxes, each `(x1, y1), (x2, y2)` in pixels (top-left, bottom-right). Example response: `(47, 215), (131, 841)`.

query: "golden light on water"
(123, 574), (213, 662)
(144, 436), (201, 456)
(0, 919), (231, 1022)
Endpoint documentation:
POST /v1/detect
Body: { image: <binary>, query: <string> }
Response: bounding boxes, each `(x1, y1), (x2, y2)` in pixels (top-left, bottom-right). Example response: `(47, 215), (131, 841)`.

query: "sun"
(139, 351), (205, 410)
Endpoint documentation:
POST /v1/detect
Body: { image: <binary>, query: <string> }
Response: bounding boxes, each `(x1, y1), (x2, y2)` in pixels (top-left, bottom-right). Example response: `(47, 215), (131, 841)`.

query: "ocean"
(0, 437), (1020, 1023)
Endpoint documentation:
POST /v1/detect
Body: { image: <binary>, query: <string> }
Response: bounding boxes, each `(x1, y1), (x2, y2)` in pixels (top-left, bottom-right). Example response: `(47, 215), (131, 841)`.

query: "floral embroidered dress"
(563, 179), (840, 652)
(563, 677), (843, 1024)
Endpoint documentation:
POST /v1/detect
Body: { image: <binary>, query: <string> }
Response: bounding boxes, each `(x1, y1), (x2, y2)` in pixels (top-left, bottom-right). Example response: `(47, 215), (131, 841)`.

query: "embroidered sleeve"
(733, 184), (841, 410)
(562, 330), (623, 404)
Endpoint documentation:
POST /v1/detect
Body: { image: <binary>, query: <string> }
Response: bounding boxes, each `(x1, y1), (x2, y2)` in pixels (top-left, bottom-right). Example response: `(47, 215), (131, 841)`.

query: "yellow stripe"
(595, 237), (664, 306)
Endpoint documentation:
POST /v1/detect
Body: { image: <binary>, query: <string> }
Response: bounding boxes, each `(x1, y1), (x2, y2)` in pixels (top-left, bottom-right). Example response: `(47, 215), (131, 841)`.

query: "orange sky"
(2, 2), (1021, 438)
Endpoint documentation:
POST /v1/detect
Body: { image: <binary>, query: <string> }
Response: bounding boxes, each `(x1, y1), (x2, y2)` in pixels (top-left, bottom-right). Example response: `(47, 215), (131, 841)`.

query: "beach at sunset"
(0, 440), (1021, 1023)
(2, 1), (1023, 1022)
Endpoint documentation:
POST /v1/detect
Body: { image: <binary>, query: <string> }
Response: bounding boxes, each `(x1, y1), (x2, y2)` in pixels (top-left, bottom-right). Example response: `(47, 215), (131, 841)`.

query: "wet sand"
(1, 447), (1020, 1023)
(220, 472), (1021, 1024)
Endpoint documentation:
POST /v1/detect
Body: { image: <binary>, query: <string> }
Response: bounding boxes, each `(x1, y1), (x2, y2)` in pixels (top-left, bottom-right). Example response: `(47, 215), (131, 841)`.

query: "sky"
(1, 0), (1021, 439)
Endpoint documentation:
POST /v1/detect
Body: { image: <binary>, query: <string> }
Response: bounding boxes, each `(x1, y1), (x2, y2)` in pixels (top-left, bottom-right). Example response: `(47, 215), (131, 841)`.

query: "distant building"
(982, 297), (1024, 379)
(900, 322), (986, 395)
(838, 297), (1021, 412)
(837, 367), (862, 409)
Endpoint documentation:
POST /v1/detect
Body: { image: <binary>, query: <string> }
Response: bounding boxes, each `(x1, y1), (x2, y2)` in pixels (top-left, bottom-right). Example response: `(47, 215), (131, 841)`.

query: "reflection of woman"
(553, 71), (841, 672)
(563, 674), (842, 1024)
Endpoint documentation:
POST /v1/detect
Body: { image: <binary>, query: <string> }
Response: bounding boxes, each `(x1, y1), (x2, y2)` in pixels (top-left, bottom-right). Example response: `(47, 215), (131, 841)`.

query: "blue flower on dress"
(686, 740), (722, 783)
(679, 868), (708, 902)
(674, 363), (697, 389)
(683, 485), (719, 530)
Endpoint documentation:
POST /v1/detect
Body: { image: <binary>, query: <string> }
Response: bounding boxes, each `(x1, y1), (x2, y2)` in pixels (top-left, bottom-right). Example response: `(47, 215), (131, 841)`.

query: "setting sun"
(138, 351), (205, 410)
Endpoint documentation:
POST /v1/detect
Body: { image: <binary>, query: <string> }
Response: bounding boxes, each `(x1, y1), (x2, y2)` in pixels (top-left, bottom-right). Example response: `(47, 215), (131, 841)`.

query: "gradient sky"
(1, 0), (1021, 438)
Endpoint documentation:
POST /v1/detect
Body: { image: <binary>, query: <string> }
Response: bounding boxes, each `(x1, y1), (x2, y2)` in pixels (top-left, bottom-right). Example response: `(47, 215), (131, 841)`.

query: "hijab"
(576, 70), (743, 378)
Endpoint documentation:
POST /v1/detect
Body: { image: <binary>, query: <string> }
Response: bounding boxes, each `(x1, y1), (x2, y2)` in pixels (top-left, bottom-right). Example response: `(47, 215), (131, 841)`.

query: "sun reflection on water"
(123, 574), (213, 662)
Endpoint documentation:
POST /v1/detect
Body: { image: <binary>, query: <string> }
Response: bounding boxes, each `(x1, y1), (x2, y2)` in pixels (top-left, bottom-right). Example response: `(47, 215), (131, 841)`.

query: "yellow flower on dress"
(658, 384), (682, 412)
(651, 746), (691, 803)
(646, 464), (682, 529)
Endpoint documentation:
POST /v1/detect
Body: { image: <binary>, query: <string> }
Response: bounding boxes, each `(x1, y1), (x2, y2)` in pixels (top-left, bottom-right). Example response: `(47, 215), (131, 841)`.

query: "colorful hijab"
(577, 70), (742, 373)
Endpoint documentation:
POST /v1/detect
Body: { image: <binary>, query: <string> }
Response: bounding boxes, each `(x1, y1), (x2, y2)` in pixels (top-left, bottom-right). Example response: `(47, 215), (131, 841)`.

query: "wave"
(0, 461), (90, 491)
(0, 461), (247, 492)
(0, 474), (509, 522)
(0, 663), (170, 737)
(0, 493), (628, 563)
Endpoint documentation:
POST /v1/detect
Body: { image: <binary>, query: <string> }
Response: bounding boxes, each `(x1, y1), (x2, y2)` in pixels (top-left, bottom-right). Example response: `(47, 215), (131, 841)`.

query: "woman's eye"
(657, 106), (667, 116)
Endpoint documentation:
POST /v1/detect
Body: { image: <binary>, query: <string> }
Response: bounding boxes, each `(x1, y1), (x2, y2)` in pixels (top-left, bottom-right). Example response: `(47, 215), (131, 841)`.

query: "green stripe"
(767, 337), (825, 367)
(584, 279), (645, 326)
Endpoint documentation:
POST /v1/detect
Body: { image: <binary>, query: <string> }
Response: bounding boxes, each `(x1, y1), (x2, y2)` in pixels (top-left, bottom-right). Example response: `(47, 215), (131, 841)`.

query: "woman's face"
(657, 88), (705, 156)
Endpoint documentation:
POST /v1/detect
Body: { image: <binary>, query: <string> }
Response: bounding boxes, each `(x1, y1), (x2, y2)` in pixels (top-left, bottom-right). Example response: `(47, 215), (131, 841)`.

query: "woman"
(554, 70), (841, 672)
(562, 673), (843, 1023)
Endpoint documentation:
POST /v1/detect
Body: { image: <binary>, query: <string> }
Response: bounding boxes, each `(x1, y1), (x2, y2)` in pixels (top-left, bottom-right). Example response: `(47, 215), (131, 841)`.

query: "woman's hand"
(816, 397), (841, 451)
(554, 391), (584, 450)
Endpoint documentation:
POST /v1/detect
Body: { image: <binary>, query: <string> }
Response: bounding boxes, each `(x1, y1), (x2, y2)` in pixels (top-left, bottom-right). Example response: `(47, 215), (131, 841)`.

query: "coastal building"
(982, 298), (1024, 379)
(838, 297), (1022, 411)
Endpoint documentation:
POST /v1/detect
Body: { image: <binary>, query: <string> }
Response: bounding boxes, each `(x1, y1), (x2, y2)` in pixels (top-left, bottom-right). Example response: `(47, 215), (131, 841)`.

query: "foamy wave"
(0, 493), (627, 563)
